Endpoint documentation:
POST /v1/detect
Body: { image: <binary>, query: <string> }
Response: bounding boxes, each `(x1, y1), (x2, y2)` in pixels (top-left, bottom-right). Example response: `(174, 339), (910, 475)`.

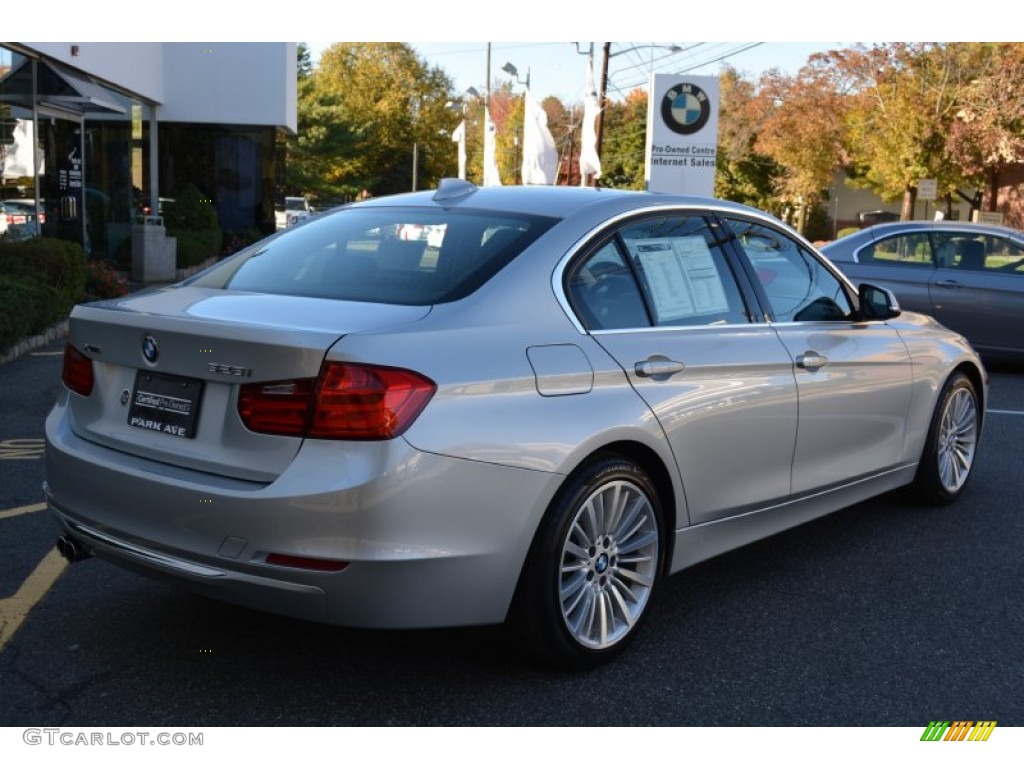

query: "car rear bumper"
(45, 403), (562, 628)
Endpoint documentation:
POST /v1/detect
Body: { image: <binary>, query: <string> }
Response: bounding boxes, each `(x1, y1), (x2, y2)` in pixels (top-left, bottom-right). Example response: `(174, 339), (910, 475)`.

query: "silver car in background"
(822, 221), (1024, 361)
(46, 181), (986, 669)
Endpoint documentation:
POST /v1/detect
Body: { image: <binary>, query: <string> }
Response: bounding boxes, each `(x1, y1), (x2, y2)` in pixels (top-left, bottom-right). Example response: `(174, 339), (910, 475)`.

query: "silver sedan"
(822, 220), (1024, 360)
(45, 181), (986, 669)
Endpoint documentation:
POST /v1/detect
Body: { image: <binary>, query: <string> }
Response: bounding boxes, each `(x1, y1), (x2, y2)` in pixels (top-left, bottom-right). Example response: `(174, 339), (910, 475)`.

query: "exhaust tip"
(56, 535), (92, 563)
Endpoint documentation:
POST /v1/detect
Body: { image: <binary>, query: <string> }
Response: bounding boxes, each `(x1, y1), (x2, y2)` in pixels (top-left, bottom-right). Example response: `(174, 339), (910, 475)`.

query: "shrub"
(221, 227), (265, 257)
(84, 259), (130, 301)
(803, 203), (832, 243)
(164, 184), (223, 269)
(0, 237), (87, 319)
(164, 184), (219, 232)
(836, 227), (861, 239)
(173, 230), (223, 269)
(0, 275), (59, 353)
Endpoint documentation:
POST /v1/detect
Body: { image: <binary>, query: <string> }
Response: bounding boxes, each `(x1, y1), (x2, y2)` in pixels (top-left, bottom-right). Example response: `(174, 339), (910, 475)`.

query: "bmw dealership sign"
(645, 74), (720, 195)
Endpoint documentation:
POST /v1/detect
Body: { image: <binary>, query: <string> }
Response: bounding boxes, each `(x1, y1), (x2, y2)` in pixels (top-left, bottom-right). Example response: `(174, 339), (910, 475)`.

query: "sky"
(18, 0), (986, 98)
(313, 42), (850, 104)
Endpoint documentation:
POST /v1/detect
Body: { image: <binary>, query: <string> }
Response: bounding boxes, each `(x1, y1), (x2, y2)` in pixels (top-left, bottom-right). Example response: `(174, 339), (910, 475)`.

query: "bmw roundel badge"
(142, 334), (159, 364)
(661, 82), (711, 136)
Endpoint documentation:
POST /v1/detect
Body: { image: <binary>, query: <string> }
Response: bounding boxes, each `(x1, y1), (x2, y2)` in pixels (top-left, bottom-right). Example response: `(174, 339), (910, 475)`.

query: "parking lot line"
(0, 439), (45, 460)
(988, 409), (1024, 416)
(0, 502), (47, 521)
(0, 548), (68, 653)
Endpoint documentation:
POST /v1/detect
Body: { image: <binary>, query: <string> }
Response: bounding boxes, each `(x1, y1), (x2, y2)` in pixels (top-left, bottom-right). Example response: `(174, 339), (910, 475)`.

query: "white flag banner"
(579, 54), (602, 181)
(451, 119), (467, 180)
(522, 90), (558, 185)
(482, 107), (502, 187)
(1, 119), (41, 179)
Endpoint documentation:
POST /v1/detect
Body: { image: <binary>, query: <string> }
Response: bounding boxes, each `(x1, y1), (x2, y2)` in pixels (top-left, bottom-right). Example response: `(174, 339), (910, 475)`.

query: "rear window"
(214, 206), (557, 305)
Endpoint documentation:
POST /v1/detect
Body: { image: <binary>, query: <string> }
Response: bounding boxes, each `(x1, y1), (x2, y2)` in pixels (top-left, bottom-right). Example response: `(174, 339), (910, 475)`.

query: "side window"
(868, 233), (933, 266)
(618, 215), (751, 327)
(984, 235), (1024, 273)
(568, 242), (650, 331)
(933, 233), (983, 270)
(935, 232), (1024, 273)
(724, 218), (855, 323)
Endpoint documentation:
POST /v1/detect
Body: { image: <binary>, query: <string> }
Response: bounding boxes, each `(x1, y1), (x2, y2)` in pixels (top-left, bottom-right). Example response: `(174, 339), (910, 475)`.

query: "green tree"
(946, 43), (1024, 213)
(541, 97), (580, 186)
(489, 84), (521, 185)
(751, 61), (850, 228)
(714, 67), (783, 214)
(286, 43), (458, 201)
(296, 43), (313, 81)
(600, 88), (648, 190)
(829, 43), (988, 219)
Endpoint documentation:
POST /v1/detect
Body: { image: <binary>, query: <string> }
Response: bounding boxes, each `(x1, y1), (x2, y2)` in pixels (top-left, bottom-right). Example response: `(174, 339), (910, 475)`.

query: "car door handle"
(634, 359), (686, 378)
(935, 279), (964, 288)
(796, 352), (829, 370)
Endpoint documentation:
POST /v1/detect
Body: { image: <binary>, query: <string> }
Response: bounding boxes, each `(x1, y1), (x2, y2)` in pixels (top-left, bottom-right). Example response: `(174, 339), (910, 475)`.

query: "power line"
(610, 42), (764, 92)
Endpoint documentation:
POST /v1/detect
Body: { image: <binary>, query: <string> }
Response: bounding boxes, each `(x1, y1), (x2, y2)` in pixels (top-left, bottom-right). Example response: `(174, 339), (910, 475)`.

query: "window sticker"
(629, 237), (729, 322)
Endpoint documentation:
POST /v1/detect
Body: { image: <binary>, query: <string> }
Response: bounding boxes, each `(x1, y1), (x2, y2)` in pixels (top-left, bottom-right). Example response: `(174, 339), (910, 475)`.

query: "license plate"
(128, 371), (203, 439)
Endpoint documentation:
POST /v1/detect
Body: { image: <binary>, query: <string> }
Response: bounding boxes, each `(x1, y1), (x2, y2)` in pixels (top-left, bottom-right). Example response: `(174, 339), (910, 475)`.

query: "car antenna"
(433, 178), (478, 203)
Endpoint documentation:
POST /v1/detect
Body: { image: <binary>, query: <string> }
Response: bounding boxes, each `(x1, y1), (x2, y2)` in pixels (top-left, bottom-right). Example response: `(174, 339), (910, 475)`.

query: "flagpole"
(485, 42), (491, 179)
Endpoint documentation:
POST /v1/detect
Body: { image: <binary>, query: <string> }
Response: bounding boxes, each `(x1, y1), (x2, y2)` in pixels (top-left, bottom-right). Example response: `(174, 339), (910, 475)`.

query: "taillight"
(237, 379), (315, 436)
(61, 343), (94, 396)
(238, 363), (435, 440)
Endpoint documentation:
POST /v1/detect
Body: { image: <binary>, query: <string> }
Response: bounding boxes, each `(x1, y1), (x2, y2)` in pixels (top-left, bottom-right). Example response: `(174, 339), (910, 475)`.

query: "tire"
(512, 454), (664, 670)
(910, 372), (980, 506)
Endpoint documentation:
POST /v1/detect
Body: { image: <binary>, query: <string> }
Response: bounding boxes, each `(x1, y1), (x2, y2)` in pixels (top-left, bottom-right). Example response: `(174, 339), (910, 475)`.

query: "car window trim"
(715, 213), (861, 324)
(555, 207), (764, 334)
(564, 232), (657, 331)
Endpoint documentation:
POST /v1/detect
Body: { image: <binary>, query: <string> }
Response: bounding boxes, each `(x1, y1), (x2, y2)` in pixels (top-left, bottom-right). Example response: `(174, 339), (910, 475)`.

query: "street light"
(501, 62), (530, 90)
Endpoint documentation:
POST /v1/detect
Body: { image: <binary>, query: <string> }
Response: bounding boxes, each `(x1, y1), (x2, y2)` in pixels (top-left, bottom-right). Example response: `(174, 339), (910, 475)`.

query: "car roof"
(351, 181), (772, 222)
(850, 220), (1024, 241)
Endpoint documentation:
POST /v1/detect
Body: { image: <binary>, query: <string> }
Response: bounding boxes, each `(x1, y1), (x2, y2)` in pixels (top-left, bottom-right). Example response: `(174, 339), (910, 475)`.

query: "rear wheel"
(513, 455), (663, 670)
(910, 372), (979, 505)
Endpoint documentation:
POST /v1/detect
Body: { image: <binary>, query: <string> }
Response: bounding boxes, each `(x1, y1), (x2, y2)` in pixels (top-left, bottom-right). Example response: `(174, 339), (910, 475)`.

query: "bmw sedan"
(46, 181), (986, 669)
(822, 220), (1024, 361)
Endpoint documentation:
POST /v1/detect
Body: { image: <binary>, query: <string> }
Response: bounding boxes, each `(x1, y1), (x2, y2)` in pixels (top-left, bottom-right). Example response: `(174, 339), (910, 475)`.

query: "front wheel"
(512, 455), (663, 670)
(910, 372), (980, 505)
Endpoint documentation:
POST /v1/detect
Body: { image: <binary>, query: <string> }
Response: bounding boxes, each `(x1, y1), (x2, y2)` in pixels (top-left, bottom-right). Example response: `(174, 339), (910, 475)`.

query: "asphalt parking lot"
(1, 342), (1021, 726)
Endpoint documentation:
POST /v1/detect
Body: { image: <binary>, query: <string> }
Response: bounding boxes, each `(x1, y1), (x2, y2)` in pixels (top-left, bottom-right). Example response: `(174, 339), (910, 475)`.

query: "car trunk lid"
(65, 287), (430, 482)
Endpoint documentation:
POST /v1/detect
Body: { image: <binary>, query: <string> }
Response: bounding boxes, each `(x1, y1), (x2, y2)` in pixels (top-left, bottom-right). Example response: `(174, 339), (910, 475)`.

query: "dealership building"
(0, 42), (296, 260)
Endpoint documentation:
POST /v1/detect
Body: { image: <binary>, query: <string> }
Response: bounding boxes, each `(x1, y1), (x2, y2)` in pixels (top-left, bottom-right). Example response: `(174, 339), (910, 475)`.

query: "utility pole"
(580, 42), (599, 188)
(412, 142), (418, 192)
(591, 43), (682, 185)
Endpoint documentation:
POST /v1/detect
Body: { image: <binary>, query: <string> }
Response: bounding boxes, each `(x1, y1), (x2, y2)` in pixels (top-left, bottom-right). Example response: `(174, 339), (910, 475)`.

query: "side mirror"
(858, 283), (901, 320)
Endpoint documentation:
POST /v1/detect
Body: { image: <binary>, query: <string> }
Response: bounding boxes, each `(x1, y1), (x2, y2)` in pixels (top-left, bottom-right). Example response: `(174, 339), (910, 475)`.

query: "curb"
(0, 318), (69, 365)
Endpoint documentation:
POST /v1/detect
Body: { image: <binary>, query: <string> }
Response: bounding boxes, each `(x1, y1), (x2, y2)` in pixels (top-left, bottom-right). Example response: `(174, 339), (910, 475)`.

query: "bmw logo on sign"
(142, 334), (159, 364)
(661, 82), (711, 135)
